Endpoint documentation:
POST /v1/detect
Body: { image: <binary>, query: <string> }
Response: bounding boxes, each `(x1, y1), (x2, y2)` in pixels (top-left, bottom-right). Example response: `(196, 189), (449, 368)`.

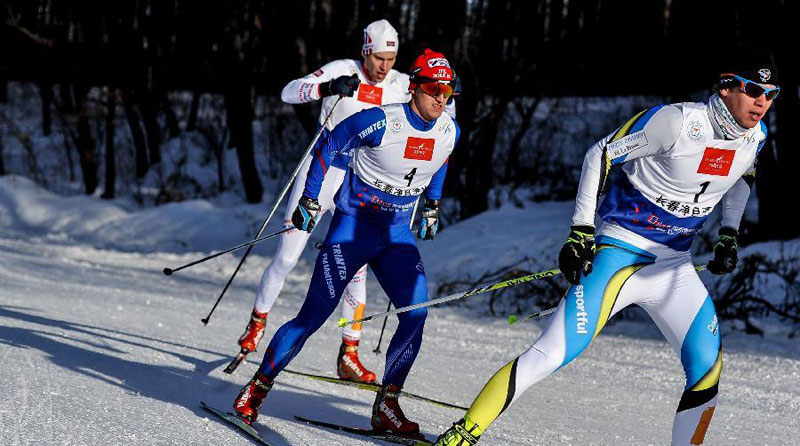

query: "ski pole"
(338, 267), (562, 328)
(506, 264), (709, 325)
(372, 301), (392, 355)
(162, 227), (294, 276)
(372, 198), (420, 354)
(201, 97), (343, 325)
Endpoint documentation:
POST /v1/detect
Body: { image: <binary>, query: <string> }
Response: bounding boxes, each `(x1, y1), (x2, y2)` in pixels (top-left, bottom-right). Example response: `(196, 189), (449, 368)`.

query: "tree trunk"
(139, 89), (162, 165)
(162, 91), (180, 138)
(59, 83), (74, 112)
(186, 90), (200, 131)
(0, 136), (5, 175)
(122, 89), (150, 178)
(39, 82), (53, 136)
(101, 89), (117, 199)
(0, 68), (7, 103)
(75, 84), (98, 194)
(224, 82), (262, 203)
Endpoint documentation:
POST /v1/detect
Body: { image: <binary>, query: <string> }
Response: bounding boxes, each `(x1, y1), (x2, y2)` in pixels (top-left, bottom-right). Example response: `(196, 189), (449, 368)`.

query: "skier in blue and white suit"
(233, 49), (459, 438)
(434, 47), (779, 446)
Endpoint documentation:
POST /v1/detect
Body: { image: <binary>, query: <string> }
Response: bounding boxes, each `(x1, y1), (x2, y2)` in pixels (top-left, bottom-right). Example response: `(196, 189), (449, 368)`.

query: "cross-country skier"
(236, 19), (454, 383)
(434, 46), (779, 446)
(233, 49), (459, 438)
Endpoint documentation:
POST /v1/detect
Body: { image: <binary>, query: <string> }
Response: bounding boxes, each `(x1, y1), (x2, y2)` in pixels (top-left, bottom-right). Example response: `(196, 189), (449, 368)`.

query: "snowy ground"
(1, 175), (799, 446)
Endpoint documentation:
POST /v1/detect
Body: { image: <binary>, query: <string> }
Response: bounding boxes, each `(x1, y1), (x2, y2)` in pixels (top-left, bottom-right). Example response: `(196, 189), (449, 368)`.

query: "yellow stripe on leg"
(592, 263), (648, 339)
(466, 358), (518, 430)
(691, 347), (723, 391)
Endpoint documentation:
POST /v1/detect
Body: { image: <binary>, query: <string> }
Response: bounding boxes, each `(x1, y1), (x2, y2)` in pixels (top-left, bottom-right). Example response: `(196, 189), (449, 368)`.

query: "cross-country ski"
(295, 415), (434, 446)
(201, 401), (274, 445)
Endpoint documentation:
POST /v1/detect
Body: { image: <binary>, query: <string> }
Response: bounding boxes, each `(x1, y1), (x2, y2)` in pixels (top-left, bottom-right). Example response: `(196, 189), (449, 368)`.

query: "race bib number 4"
(697, 147), (735, 176)
(404, 137), (435, 161)
(357, 84), (383, 105)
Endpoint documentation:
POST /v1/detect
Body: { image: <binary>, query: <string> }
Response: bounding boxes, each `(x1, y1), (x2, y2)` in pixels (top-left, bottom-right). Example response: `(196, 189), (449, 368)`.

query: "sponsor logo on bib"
(404, 137), (435, 161)
(697, 147), (735, 176)
(357, 84), (383, 105)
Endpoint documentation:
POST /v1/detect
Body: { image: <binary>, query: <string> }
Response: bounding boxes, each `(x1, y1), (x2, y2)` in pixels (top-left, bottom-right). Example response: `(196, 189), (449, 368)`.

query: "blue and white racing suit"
(257, 102), (459, 388)
(462, 100), (765, 445)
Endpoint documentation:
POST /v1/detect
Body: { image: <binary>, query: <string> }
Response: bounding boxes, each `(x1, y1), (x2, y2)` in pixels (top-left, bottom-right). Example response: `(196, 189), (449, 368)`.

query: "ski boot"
(433, 417), (484, 445)
(371, 384), (423, 438)
(337, 339), (377, 383)
(233, 372), (273, 424)
(238, 309), (268, 353)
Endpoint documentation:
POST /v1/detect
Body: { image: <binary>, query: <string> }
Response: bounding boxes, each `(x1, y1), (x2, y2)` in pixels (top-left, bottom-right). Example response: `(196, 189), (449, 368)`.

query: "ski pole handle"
(337, 267), (562, 328)
(163, 227), (294, 276)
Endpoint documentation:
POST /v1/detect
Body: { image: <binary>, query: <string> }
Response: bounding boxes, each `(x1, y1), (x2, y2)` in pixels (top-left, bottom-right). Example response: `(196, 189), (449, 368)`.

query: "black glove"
(417, 199), (440, 240)
(320, 74), (360, 97)
(558, 225), (596, 285)
(291, 196), (322, 233)
(707, 227), (738, 275)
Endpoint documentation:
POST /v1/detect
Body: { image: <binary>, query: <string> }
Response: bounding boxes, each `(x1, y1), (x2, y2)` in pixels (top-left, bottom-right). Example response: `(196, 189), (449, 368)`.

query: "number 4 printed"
(404, 168), (417, 187)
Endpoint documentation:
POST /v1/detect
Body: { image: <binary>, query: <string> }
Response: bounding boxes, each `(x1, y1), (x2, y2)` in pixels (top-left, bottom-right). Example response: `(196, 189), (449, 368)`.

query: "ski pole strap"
(507, 263), (709, 325)
(337, 267), (562, 328)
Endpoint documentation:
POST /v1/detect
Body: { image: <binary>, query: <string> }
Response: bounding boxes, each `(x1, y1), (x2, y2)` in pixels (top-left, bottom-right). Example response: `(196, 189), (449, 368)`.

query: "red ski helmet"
(409, 49), (454, 93)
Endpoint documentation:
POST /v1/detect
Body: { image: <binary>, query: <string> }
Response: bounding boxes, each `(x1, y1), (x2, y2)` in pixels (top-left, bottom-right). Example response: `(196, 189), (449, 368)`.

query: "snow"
(1, 175), (799, 445)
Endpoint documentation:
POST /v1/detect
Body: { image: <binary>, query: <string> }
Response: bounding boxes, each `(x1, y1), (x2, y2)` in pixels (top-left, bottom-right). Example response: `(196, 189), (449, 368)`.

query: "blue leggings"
(257, 212), (428, 388)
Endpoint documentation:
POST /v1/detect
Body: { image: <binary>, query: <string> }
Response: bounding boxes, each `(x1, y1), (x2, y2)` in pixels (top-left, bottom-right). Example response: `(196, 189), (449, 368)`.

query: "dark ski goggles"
(720, 73), (781, 100)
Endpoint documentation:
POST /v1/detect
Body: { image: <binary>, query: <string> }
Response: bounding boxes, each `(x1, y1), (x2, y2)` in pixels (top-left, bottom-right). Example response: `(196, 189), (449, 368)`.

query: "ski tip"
(163, 267), (173, 276)
(337, 317), (348, 328)
(507, 314), (518, 325)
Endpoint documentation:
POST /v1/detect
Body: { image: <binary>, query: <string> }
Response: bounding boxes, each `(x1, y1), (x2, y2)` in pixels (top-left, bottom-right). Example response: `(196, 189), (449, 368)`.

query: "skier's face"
(719, 79), (777, 128)
(363, 51), (396, 82)
(410, 86), (447, 121)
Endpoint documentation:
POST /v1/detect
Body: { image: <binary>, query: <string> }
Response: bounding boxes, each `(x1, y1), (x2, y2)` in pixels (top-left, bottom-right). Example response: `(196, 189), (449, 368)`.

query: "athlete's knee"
(274, 251), (301, 274)
(516, 343), (564, 386)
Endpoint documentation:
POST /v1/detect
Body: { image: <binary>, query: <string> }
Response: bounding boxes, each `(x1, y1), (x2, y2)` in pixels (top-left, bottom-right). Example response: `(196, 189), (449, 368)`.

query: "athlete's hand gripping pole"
(199, 97), (343, 325)
(337, 267), (562, 328)
(507, 264), (709, 325)
(162, 227), (294, 276)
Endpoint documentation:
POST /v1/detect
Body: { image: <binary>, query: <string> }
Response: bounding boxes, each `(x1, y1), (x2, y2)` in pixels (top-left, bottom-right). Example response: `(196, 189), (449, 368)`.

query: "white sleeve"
(445, 100), (456, 119)
(280, 60), (351, 104)
(571, 105), (683, 227)
(721, 175), (752, 230)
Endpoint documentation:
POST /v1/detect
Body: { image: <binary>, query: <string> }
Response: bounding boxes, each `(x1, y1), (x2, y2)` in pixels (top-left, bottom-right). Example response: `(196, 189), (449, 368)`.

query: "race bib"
(403, 137), (435, 161)
(357, 84), (383, 105)
(697, 147), (735, 176)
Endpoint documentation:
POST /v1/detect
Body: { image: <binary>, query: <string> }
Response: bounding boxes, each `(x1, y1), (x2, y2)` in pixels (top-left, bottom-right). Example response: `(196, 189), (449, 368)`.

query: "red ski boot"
(238, 309), (268, 353)
(337, 340), (377, 383)
(371, 384), (423, 438)
(233, 372), (273, 424)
